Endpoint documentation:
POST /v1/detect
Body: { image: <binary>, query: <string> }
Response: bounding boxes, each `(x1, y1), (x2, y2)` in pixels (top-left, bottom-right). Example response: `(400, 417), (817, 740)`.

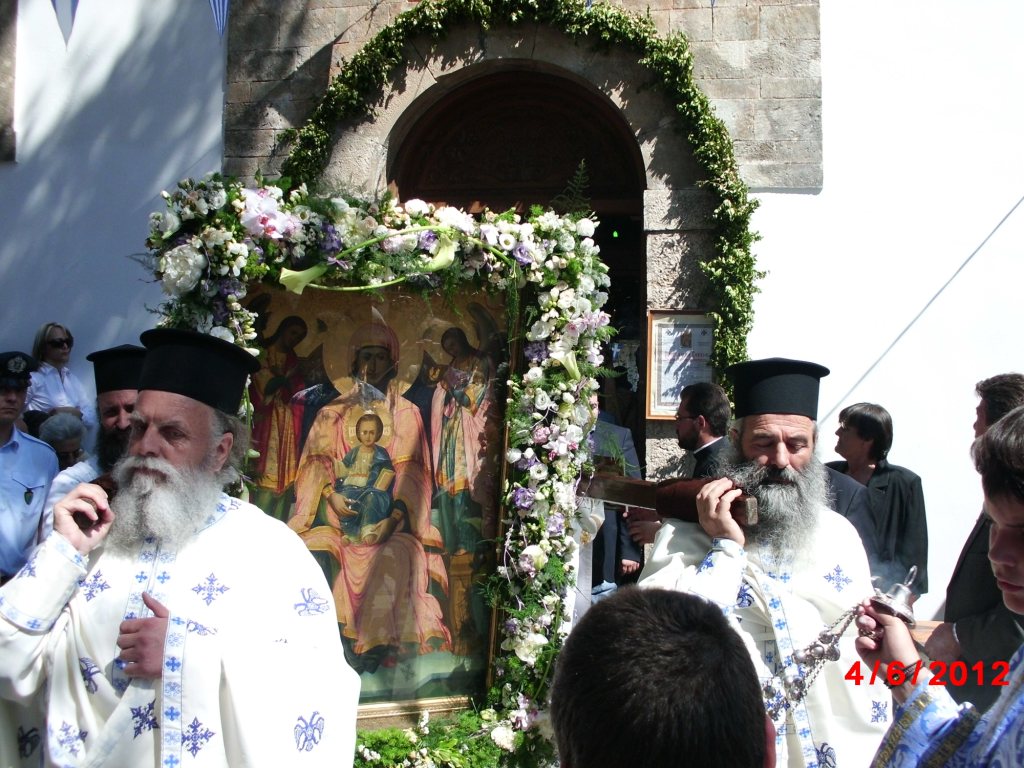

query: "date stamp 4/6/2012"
(844, 660), (1010, 687)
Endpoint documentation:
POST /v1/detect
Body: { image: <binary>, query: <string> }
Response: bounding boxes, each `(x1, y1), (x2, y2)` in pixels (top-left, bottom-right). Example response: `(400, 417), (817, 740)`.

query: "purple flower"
(418, 230), (438, 250)
(512, 242), (532, 266)
(523, 341), (548, 362)
(319, 223), (342, 254)
(513, 486), (536, 509)
(546, 511), (566, 537)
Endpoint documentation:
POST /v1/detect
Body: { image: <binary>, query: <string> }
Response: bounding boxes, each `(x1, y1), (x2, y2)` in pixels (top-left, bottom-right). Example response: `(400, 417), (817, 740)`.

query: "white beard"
(106, 455), (225, 553)
(717, 446), (828, 563)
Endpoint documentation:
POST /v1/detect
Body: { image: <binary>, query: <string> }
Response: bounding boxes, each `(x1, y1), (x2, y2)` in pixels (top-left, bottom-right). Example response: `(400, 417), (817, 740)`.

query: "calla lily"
(423, 234), (456, 272)
(279, 263), (329, 294)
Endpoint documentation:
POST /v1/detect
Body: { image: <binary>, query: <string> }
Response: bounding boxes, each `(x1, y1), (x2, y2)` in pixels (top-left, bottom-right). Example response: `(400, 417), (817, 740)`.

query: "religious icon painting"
(243, 285), (508, 712)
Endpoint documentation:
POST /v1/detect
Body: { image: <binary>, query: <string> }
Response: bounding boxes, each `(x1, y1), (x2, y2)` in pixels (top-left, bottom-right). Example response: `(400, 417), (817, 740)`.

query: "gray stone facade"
(0, 0), (17, 163)
(224, 0), (821, 191)
(222, 0), (821, 476)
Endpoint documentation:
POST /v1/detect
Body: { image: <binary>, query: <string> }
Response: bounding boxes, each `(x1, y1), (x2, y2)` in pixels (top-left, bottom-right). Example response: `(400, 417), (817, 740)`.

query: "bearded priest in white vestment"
(640, 359), (889, 768)
(0, 329), (360, 767)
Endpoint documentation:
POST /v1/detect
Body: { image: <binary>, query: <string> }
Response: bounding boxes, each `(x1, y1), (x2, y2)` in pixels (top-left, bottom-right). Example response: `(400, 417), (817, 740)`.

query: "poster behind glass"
(244, 287), (506, 706)
(646, 311), (714, 419)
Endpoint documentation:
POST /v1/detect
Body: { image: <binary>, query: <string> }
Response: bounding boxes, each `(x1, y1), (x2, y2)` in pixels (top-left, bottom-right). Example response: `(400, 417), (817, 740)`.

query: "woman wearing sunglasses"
(24, 321), (96, 433)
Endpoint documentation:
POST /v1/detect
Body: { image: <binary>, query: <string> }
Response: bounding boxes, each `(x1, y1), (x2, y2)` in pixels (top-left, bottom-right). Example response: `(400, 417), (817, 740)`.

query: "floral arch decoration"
(145, 1), (760, 766)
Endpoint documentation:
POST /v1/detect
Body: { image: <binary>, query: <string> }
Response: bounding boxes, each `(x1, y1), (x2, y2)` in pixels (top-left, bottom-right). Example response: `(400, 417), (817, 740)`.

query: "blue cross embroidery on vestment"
(736, 583), (754, 608)
(163, 756), (180, 768)
(54, 721), (88, 757)
(164, 681), (182, 697)
(295, 587), (330, 616)
(192, 573), (230, 605)
(294, 711), (325, 752)
(135, 571), (148, 583)
(21, 555), (37, 578)
(824, 566), (852, 592)
(79, 657), (101, 694)
(79, 571), (111, 601)
(697, 552), (714, 573)
(871, 700), (888, 722)
(182, 718), (215, 757)
(186, 619), (216, 635)
(131, 700), (160, 737)
(140, 550), (156, 563)
(164, 656), (182, 673)
(165, 706), (181, 722)
(157, 571), (172, 583)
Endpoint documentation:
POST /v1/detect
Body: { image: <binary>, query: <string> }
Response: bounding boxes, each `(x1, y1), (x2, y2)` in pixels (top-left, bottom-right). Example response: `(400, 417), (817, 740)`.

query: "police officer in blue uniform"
(0, 351), (58, 584)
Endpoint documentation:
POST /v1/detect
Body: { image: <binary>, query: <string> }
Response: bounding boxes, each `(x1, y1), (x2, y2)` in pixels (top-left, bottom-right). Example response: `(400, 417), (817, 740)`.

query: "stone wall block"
(760, 76), (820, 99)
(324, 129), (390, 197)
(760, 4), (820, 39)
(743, 162), (822, 192)
(224, 128), (280, 159)
(418, 28), (487, 79)
(711, 7), (759, 42)
(746, 39), (821, 78)
(646, 231), (714, 308)
(637, 120), (704, 191)
(707, 98), (756, 140)
(670, 9), (713, 42)
(643, 189), (718, 231)
(279, 7), (347, 51)
(688, 41), (748, 79)
(695, 77), (759, 99)
(734, 138), (821, 164)
(228, 12), (282, 54)
(753, 98), (820, 140)
(646, 434), (688, 481)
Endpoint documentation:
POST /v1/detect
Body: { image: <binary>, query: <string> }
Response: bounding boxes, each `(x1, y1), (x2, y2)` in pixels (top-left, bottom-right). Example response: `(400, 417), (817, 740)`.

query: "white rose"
(506, 447), (522, 463)
(159, 244), (206, 297)
(529, 463), (549, 481)
(404, 198), (431, 217)
(524, 366), (544, 383)
(534, 390), (552, 410)
(576, 218), (596, 238)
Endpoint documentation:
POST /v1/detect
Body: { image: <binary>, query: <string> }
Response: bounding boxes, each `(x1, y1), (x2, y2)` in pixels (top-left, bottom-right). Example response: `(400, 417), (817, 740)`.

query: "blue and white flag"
(210, 0), (230, 38)
(50, 0), (80, 46)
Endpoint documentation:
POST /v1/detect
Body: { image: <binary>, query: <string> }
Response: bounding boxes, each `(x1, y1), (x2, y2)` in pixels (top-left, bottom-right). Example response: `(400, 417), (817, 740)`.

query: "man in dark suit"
(924, 373), (1024, 711)
(626, 383), (731, 545)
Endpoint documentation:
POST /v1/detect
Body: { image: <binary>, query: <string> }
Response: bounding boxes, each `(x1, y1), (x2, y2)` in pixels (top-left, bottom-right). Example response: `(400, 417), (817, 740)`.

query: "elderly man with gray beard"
(0, 329), (359, 768)
(640, 359), (887, 768)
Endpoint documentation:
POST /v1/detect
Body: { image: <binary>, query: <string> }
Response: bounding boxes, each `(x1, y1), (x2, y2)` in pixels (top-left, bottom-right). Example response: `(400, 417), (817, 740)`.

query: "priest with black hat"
(41, 343), (147, 532)
(0, 329), (360, 767)
(639, 358), (887, 768)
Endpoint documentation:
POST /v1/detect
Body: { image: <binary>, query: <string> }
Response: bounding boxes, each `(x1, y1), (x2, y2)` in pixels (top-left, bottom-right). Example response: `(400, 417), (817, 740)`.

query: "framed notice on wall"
(646, 310), (715, 419)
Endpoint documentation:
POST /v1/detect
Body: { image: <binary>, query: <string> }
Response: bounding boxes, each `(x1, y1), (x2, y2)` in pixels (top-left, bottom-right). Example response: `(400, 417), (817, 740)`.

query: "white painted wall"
(4, 0), (1021, 621)
(0, 0), (224, 388)
(751, 1), (1024, 619)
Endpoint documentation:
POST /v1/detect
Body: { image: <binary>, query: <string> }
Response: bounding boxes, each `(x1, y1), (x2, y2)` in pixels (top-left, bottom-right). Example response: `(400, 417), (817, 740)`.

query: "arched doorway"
(389, 67), (649, 459)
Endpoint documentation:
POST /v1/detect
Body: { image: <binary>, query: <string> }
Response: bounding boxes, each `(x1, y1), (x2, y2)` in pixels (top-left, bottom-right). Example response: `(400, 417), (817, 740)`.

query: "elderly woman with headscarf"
(289, 319), (450, 672)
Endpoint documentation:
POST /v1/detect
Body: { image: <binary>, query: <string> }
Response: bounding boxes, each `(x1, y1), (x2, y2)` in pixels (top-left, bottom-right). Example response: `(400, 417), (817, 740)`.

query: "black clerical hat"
(0, 351), (37, 389)
(138, 329), (260, 414)
(86, 345), (146, 394)
(726, 358), (830, 420)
